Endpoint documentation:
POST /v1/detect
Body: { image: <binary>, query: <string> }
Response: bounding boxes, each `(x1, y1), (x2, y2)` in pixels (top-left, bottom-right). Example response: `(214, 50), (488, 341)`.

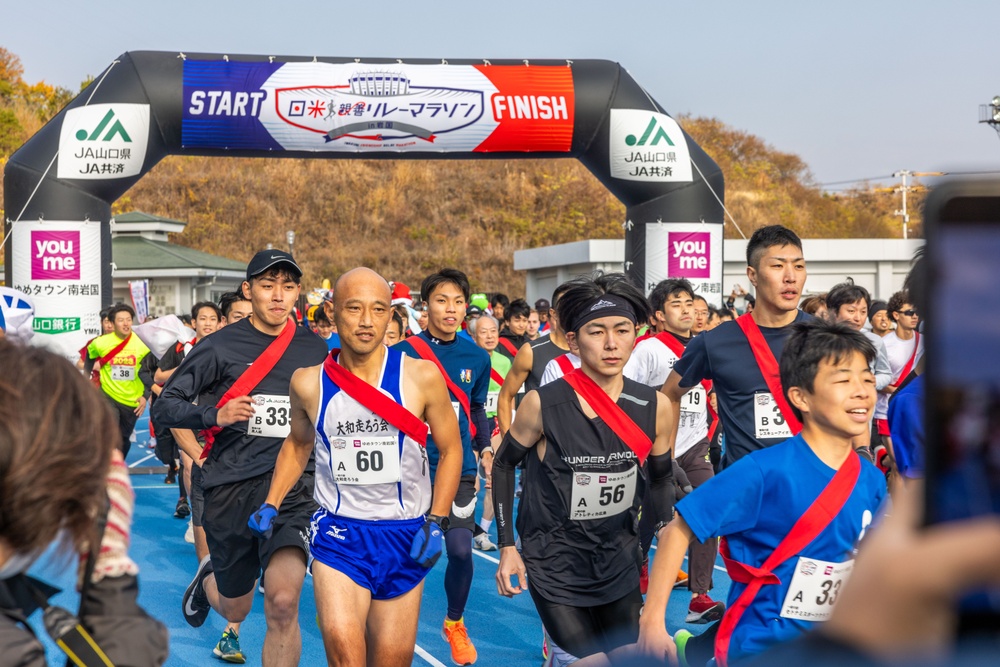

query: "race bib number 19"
(753, 392), (793, 440)
(780, 557), (854, 622)
(570, 467), (637, 521)
(248, 394), (292, 438)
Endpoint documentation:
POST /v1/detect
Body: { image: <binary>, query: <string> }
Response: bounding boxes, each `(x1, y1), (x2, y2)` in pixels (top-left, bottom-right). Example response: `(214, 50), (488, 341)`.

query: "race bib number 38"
(570, 467), (637, 521)
(753, 391), (793, 440)
(248, 394), (292, 438)
(329, 435), (400, 485)
(110, 365), (135, 382)
(780, 557), (854, 622)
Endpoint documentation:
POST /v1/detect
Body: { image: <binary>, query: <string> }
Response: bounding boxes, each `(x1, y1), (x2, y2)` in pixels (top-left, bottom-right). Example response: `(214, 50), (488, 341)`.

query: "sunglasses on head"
(897, 309), (918, 317)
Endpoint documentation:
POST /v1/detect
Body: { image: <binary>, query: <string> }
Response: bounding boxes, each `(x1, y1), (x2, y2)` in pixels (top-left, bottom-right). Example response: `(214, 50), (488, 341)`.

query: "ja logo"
(624, 117), (675, 147)
(75, 109), (132, 142)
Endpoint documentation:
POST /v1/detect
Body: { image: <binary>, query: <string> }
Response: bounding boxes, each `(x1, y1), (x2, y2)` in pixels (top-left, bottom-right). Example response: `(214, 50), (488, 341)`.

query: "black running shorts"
(202, 471), (316, 598)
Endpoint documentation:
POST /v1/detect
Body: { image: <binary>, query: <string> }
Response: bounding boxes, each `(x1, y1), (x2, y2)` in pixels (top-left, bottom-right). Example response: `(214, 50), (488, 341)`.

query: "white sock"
(478, 518), (493, 533)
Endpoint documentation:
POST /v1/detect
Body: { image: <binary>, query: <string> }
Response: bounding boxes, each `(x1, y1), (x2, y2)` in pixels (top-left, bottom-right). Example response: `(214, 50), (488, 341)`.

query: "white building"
(515, 238), (924, 305)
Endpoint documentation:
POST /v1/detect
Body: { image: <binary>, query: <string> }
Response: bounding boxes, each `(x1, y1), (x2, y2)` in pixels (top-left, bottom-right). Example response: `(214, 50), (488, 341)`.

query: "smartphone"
(923, 179), (1000, 628)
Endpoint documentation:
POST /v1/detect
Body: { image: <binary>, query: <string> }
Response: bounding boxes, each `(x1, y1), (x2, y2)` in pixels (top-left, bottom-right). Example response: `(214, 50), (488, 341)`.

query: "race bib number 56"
(248, 394), (291, 438)
(570, 467), (637, 521)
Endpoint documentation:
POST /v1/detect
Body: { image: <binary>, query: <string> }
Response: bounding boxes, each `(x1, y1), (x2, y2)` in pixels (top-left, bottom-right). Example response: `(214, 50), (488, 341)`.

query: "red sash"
(98, 333), (132, 365)
(735, 313), (803, 435)
(555, 354), (575, 376)
(405, 336), (476, 437)
(714, 451), (861, 667)
(490, 366), (505, 387)
(895, 332), (920, 384)
(497, 337), (519, 356)
(200, 318), (296, 459)
(323, 352), (428, 446)
(562, 368), (653, 465)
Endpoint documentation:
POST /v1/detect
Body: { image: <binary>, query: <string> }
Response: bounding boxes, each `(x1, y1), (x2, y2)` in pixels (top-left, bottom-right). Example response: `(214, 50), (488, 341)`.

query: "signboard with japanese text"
(11, 220), (102, 359)
(130, 279), (149, 323)
(182, 61), (575, 153)
(610, 109), (692, 182)
(57, 103), (150, 179)
(644, 223), (723, 306)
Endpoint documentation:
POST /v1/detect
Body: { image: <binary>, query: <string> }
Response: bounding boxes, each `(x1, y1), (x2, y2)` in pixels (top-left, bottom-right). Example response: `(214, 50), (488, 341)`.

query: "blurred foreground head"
(0, 341), (118, 562)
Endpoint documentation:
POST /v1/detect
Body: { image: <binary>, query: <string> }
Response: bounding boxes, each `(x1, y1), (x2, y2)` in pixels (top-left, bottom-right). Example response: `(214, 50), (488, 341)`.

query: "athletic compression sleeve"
(647, 451), (675, 525)
(492, 431), (531, 548)
(471, 403), (490, 454)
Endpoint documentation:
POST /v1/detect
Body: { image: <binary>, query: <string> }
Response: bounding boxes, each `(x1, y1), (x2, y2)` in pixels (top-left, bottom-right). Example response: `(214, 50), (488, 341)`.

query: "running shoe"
(213, 628), (245, 664)
(673, 629), (693, 667)
(182, 554), (213, 627)
(442, 616), (477, 665)
(686, 594), (725, 624)
(673, 569), (690, 589)
(473, 533), (497, 551)
(640, 558), (649, 595)
(174, 497), (191, 519)
(164, 466), (176, 484)
(542, 630), (549, 661)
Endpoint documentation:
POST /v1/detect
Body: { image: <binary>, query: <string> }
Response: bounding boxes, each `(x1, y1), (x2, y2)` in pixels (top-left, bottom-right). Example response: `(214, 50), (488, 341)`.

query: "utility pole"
(893, 170), (911, 240)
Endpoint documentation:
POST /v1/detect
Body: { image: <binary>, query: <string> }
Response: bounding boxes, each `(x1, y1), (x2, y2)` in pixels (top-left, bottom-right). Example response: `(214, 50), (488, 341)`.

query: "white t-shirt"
(540, 353), (580, 386)
(876, 331), (923, 419)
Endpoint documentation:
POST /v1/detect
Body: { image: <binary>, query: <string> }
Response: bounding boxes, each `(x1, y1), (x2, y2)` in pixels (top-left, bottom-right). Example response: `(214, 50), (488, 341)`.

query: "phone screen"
(924, 190), (1000, 621)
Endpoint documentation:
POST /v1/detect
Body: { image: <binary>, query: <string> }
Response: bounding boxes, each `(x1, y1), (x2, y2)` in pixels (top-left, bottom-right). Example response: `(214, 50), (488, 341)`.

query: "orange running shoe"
(442, 617), (478, 665)
(673, 568), (690, 589)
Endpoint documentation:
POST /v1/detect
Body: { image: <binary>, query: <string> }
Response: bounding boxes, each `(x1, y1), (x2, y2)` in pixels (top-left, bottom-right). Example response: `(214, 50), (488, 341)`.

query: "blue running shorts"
(309, 509), (430, 600)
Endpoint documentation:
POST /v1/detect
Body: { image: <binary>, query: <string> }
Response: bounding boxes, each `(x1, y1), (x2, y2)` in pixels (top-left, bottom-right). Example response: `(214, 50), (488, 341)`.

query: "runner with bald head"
(257, 267), (463, 667)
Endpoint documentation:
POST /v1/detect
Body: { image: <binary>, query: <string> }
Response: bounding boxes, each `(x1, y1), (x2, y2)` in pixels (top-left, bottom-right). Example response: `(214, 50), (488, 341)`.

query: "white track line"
(471, 549), (500, 565)
(128, 454), (156, 468)
(414, 644), (448, 667)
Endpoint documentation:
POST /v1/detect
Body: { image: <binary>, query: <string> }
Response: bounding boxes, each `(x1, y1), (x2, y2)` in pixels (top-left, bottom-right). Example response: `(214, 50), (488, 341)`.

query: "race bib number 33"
(570, 467), (637, 521)
(248, 394), (291, 438)
(780, 557), (854, 622)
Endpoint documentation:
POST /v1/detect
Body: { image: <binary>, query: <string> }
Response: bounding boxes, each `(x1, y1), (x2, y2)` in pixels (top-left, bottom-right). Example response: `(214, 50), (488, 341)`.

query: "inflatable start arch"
(3, 52), (724, 356)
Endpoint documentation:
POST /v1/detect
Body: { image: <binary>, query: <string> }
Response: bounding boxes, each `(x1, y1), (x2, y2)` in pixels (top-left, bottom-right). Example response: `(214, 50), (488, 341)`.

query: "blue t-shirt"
(673, 311), (813, 467)
(677, 435), (887, 663)
(319, 332), (341, 352)
(887, 375), (923, 478)
(394, 332), (490, 477)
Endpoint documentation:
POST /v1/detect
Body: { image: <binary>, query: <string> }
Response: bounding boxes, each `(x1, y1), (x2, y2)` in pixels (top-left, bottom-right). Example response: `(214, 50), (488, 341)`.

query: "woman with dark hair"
(492, 272), (675, 661)
(0, 341), (168, 666)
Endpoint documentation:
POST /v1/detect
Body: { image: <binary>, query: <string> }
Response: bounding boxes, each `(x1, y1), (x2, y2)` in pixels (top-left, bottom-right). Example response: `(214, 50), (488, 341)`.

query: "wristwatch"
(428, 513), (450, 531)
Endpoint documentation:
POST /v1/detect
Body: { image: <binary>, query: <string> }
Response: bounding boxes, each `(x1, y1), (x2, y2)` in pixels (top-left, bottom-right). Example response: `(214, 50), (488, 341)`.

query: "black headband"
(571, 294), (637, 332)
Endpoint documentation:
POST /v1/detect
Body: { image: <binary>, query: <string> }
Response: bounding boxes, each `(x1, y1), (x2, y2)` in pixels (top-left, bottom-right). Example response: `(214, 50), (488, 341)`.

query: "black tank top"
(526, 337), (566, 394)
(518, 376), (657, 606)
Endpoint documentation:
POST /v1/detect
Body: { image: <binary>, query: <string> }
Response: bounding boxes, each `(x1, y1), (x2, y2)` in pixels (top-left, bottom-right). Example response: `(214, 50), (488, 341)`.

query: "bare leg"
(314, 560), (372, 667)
(366, 581), (425, 667)
(261, 547), (307, 667)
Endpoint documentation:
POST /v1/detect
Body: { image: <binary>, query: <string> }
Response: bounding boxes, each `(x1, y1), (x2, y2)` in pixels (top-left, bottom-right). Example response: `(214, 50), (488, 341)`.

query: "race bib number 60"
(570, 466), (637, 521)
(248, 394), (292, 438)
(329, 435), (401, 485)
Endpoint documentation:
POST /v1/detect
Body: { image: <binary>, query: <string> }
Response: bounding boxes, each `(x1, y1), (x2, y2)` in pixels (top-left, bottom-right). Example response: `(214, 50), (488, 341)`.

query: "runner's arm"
(172, 428), (204, 466)
(493, 389), (543, 548)
(139, 354), (156, 400)
(646, 393), (675, 524)
(420, 363), (462, 518)
(151, 343), (221, 430)
(497, 343), (532, 436)
(873, 339), (893, 391)
(660, 370), (691, 457)
(264, 367), (317, 509)
(637, 513), (696, 658)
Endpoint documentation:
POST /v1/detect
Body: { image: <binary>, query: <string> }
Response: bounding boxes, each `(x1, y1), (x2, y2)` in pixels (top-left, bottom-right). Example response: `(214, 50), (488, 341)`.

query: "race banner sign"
(130, 279), (150, 324)
(10, 220), (103, 360)
(644, 223), (723, 305)
(182, 61), (575, 153)
(610, 109), (692, 182)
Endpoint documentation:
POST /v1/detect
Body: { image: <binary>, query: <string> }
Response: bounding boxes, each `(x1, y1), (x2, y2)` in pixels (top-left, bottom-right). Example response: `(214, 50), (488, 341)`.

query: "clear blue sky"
(4, 0), (999, 188)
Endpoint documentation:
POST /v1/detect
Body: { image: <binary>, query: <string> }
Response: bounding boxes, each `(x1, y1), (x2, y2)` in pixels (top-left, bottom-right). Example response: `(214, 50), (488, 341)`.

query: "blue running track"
(27, 414), (729, 666)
